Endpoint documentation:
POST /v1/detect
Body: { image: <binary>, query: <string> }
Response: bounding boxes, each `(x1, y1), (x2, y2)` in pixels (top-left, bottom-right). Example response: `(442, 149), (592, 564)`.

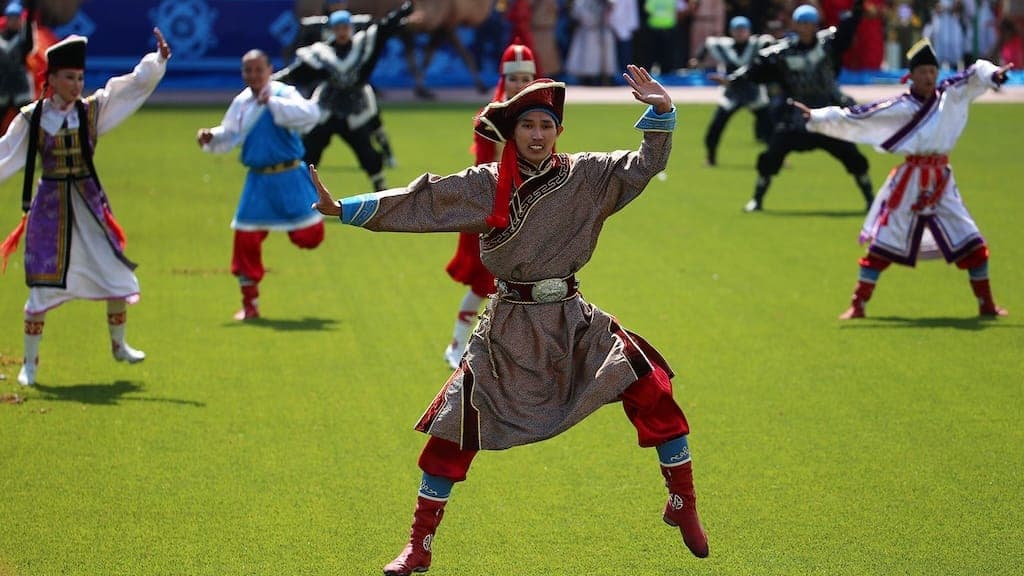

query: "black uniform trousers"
(303, 115), (384, 179)
(756, 128), (868, 177)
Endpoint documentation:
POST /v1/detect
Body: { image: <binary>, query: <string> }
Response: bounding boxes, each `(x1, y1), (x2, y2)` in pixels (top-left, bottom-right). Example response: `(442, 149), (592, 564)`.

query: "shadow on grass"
(32, 380), (205, 407)
(839, 315), (1021, 331)
(223, 316), (339, 332)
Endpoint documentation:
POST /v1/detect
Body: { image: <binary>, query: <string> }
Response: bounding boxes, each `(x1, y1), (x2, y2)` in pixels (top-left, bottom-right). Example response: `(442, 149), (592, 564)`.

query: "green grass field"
(1, 100), (1022, 576)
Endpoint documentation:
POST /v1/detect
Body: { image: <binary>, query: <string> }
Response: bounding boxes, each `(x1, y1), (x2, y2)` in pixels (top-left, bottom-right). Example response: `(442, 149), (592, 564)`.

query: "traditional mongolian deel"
(0, 51), (166, 313)
(337, 104), (676, 451)
(807, 60), (1004, 265)
(202, 80), (322, 232)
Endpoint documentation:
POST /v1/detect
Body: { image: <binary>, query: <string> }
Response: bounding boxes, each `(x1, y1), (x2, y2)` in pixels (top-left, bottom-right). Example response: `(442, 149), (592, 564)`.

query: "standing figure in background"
(690, 15), (774, 165)
(924, 0), (965, 69)
(726, 2), (875, 212)
(643, 0), (681, 74)
(275, 3), (412, 191)
(531, 0), (563, 78)
(566, 0), (617, 84)
(0, 30), (170, 386)
(197, 50), (325, 321)
(309, 66), (709, 576)
(609, 0), (639, 71)
(442, 40), (536, 370)
(794, 39), (1012, 319)
(0, 1), (35, 134)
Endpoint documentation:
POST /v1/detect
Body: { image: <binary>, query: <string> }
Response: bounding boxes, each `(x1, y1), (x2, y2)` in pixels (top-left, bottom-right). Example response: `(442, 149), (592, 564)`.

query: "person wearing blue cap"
(1, 0), (35, 134)
(275, 2), (413, 191)
(689, 14), (775, 165)
(792, 39), (1014, 319)
(724, 0), (875, 212)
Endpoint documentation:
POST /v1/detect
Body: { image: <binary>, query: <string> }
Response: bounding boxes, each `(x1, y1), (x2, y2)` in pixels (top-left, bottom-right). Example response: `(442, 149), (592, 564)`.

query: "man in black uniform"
(0, 0), (35, 134)
(690, 15), (775, 166)
(728, 2), (874, 212)
(275, 2), (411, 191)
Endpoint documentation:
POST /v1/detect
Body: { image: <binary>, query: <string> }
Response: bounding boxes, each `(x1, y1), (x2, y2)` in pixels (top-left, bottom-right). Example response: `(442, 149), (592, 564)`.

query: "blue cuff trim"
(968, 262), (989, 280)
(339, 193), (380, 226)
(858, 266), (882, 283)
(634, 105), (677, 132)
(656, 435), (691, 466)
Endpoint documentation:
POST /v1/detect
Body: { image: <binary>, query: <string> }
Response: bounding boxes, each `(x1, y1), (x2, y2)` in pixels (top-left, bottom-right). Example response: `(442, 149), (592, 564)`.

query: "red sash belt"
(888, 154), (950, 214)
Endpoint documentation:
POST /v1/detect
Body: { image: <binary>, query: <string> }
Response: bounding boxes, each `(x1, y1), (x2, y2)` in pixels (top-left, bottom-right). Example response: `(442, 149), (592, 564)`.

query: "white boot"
(17, 362), (36, 386)
(112, 341), (146, 363)
(443, 290), (484, 370)
(108, 301), (145, 363)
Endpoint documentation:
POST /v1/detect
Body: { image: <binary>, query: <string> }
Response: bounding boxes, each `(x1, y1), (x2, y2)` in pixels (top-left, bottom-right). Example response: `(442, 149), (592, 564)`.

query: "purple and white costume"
(806, 60), (1003, 266)
(0, 52), (166, 314)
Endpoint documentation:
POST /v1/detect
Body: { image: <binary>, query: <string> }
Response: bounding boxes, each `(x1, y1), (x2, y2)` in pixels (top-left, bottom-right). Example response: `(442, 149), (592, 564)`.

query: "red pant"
(418, 364), (689, 482)
(231, 222), (324, 282)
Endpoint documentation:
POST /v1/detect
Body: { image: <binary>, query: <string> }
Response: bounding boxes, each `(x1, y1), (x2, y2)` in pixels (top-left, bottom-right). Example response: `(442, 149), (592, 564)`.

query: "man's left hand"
(623, 65), (673, 114)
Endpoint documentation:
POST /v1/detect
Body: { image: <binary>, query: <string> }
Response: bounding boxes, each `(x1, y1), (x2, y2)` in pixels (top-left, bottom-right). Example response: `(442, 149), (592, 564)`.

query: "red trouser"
(418, 364), (690, 482)
(231, 222), (325, 282)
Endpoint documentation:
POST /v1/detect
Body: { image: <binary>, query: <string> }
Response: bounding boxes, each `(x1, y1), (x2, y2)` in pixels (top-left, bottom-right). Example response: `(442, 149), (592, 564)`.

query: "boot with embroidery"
(384, 496), (447, 576)
(971, 278), (1009, 317)
(661, 462), (709, 558)
(839, 280), (876, 320)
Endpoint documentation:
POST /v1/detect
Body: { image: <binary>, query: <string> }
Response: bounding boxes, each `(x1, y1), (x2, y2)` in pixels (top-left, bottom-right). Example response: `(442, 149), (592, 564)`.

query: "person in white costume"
(793, 38), (1012, 319)
(0, 29), (170, 386)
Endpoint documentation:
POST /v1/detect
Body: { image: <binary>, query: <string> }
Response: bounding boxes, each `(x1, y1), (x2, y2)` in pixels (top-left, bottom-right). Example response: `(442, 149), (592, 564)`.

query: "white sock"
(449, 291), (485, 353)
(23, 313), (44, 367)
(107, 300), (128, 348)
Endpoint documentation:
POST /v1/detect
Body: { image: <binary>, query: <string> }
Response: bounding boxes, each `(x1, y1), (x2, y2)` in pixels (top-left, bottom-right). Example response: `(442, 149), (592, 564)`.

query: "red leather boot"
(234, 284), (260, 320)
(839, 280), (875, 320)
(384, 497), (446, 575)
(661, 462), (709, 558)
(971, 278), (1009, 317)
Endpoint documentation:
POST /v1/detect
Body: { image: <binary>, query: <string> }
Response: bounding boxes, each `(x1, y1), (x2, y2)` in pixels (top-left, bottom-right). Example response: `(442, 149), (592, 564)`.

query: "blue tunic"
(233, 105), (320, 231)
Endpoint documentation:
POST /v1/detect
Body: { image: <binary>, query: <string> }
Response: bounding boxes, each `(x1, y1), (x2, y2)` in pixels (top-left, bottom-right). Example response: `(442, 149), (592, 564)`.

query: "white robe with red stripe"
(805, 59), (1003, 265)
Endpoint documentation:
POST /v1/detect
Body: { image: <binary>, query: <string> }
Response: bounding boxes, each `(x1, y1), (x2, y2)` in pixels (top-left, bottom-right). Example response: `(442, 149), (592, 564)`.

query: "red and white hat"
(499, 42), (536, 76)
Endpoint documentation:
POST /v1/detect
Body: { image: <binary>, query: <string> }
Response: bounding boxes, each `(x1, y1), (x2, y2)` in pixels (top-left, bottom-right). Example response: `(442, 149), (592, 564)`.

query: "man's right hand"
(196, 128), (213, 147)
(309, 165), (342, 217)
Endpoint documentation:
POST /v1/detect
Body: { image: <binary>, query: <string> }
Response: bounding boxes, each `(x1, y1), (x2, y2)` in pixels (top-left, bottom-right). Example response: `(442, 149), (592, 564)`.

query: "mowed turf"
(1, 100), (1021, 576)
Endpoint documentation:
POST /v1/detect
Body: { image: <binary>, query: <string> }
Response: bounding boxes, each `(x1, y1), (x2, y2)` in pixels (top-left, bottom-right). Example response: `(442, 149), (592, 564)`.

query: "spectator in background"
(506, 0), (538, 62)
(924, 0), (965, 69)
(610, 0), (640, 71)
(826, 0), (885, 70)
(962, 0), (998, 63)
(0, 1), (35, 134)
(643, 0), (682, 73)
(566, 0), (617, 84)
(531, 0), (563, 77)
(891, 0), (924, 68)
(997, 16), (1023, 66)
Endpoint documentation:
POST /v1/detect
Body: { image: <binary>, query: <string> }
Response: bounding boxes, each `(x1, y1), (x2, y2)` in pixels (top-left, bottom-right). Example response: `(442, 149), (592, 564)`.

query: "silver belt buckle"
(531, 278), (568, 303)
